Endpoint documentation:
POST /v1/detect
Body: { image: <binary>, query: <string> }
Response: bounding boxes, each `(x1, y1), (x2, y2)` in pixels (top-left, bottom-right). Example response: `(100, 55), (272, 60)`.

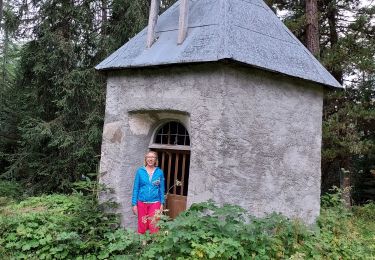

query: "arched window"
(150, 121), (190, 150)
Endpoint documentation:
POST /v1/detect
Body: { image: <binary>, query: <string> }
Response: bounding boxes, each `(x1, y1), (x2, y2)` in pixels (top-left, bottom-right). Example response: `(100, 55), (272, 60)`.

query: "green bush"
(140, 199), (375, 259)
(0, 180), (22, 199)
(0, 194), (141, 259)
(0, 192), (374, 259)
(353, 202), (375, 221)
(141, 202), (313, 259)
(316, 191), (375, 259)
(352, 202), (375, 256)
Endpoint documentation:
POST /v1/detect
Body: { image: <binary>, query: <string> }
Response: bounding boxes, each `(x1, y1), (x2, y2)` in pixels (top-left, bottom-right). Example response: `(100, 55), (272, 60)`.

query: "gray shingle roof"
(96, 0), (342, 88)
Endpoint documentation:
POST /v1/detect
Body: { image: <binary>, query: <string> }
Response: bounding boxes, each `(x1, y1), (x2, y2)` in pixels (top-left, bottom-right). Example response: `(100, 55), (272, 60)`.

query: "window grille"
(154, 121), (190, 146)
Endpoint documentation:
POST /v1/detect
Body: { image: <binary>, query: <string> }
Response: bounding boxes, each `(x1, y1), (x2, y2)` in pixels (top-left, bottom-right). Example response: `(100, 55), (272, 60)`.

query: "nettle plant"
(0, 194), (140, 259)
(141, 198), (375, 259)
(140, 201), (313, 259)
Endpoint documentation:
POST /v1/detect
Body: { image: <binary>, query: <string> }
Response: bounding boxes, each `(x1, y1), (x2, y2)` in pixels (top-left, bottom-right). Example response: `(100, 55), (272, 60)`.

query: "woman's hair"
(144, 151), (158, 167)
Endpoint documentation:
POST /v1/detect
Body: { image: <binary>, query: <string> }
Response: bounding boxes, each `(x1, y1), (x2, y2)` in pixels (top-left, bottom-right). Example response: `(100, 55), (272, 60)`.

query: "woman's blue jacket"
(131, 166), (165, 206)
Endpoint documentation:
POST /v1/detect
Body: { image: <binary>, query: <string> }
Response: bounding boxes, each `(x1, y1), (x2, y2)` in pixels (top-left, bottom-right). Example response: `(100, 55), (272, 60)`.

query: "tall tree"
(2, 0), (106, 192)
(268, 0), (375, 202)
(321, 0), (375, 202)
(0, 0), (23, 174)
(1, 0), (178, 193)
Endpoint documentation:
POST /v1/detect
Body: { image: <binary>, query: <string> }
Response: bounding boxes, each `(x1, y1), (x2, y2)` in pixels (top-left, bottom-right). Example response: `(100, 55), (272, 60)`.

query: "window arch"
(150, 121), (190, 149)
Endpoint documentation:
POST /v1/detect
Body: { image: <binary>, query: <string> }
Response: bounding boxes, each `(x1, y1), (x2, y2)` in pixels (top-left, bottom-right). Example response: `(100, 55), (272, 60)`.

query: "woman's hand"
(132, 205), (138, 215)
(160, 204), (163, 211)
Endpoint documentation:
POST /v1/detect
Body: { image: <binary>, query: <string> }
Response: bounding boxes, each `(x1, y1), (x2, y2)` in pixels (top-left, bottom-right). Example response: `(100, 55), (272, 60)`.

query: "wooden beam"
(167, 152), (172, 192)
(173, 153), (179, 194)
(146, 0), (160, 48)
(161, 151), (165, 172)
(180, 154), (186, 195)
(177, 0), (189, 45)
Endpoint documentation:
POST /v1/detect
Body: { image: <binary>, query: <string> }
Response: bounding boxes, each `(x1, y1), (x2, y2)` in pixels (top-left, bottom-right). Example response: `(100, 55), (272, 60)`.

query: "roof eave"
(95, 58), (342, 89)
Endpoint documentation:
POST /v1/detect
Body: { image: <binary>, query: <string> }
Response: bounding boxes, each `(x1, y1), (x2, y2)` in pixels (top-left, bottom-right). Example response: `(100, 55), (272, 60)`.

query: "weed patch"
(0, 192), (374, 259)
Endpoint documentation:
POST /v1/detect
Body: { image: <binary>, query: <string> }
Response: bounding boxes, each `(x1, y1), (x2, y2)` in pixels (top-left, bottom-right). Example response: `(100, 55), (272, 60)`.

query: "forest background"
(1, 0), (373, 203)
(0, 0), (374, 258)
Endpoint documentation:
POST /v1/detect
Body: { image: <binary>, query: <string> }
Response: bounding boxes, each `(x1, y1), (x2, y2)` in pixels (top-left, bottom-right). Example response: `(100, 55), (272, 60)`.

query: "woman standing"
(131, 151), (165, 234)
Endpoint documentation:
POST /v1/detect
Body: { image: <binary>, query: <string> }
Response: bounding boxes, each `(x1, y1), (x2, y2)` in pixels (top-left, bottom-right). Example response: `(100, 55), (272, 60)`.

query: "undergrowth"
(0, 182), (374, 259)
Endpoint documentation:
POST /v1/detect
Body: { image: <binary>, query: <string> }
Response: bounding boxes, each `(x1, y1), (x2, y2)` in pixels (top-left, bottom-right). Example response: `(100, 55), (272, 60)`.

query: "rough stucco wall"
(206, 66), (323, 224)
(99, 63), (323, 228)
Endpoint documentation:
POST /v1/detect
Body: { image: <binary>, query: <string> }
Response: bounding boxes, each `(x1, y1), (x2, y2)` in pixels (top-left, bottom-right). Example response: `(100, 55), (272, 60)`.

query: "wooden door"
(155, 149), (190, 219)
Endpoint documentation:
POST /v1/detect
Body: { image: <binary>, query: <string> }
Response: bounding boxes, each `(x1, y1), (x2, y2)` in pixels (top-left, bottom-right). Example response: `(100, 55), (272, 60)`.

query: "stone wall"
(99, 63), (323, 228)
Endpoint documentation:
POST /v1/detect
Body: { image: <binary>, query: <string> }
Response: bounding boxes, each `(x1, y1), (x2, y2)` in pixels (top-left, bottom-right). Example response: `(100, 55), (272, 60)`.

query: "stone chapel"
(96, 0), (342, 228)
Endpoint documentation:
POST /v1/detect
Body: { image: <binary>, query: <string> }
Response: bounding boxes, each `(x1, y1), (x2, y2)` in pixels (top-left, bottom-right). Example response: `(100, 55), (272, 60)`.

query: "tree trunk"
(306, 0), (320, 57)
(0, 0), (3, 26)
(101, 0), (107, 36)
(2, 29), (8, 86)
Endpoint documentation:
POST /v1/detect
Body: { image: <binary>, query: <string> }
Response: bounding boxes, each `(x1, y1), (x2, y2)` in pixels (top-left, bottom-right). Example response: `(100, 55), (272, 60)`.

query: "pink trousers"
(137, 201), (161, 234)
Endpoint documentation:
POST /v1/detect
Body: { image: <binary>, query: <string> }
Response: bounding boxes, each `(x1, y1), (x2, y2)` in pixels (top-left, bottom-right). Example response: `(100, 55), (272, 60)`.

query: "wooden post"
(147, 0), (160, 48)
(177, 0), (189, 44)
(341, 168), (352, 208)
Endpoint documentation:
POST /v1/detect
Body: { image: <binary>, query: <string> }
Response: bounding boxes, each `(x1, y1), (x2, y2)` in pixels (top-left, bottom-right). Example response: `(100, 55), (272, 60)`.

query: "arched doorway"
(149, 121), (190, 219)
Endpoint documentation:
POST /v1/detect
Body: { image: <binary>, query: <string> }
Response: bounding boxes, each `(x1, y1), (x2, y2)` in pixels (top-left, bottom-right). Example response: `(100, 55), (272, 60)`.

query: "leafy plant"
(1, 192), (374, 259)
(0, 194), (138, 259)
(0, 180), (22, 199)
(141, 201), (313, 259)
